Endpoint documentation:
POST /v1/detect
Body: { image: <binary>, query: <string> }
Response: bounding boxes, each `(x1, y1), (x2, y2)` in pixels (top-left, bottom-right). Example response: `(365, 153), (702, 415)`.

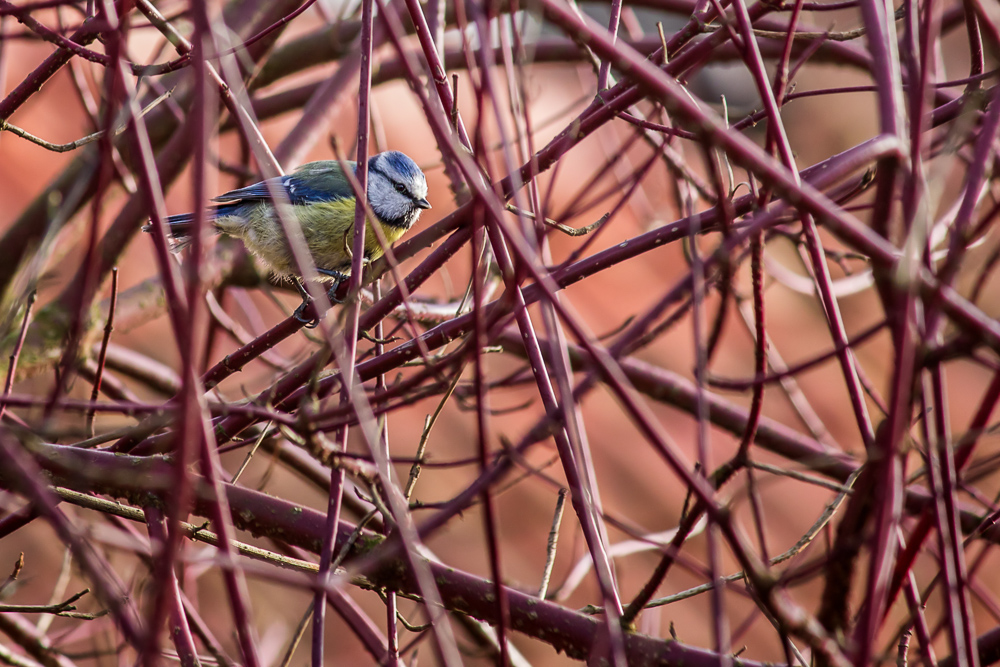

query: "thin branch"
(0, 89), (171, 153)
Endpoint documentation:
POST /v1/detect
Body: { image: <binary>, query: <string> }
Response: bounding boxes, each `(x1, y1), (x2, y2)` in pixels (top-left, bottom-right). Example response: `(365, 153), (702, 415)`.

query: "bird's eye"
(394, 183), (407, 194)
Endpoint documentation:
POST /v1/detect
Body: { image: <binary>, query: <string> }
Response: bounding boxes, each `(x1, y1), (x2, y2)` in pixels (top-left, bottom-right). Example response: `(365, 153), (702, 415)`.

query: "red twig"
(85, 267), (119, 437)
(0, 291), (35, 425)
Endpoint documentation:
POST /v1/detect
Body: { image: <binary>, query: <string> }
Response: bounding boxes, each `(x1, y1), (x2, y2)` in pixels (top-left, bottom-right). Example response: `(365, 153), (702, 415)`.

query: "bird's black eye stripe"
(393, 182), (407, 194)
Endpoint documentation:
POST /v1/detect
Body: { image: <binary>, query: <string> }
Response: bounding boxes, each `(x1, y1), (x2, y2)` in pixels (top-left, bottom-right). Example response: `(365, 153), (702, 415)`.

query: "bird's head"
(367, 151), (431, 229)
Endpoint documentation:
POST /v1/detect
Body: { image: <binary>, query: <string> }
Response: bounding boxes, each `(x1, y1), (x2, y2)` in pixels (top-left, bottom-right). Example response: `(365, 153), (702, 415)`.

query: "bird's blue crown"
(371, 151), (422, 181)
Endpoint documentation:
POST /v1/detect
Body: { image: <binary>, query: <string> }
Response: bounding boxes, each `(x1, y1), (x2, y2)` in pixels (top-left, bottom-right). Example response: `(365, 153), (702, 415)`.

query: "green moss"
(355, 532), (385, 554)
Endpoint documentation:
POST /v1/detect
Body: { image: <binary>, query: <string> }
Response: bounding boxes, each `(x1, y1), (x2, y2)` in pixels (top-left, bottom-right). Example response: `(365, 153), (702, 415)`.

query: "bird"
(143, 150), (431, 327)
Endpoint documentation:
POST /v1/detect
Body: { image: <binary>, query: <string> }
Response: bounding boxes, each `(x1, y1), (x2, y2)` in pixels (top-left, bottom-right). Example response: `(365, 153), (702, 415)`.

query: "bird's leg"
(317, 268), (349, 304)
(291, 278), (320, 328)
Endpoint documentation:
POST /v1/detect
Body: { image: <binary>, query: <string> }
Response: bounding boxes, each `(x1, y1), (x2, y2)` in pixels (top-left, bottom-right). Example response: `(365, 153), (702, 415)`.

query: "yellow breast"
(216, 200), (412, 279)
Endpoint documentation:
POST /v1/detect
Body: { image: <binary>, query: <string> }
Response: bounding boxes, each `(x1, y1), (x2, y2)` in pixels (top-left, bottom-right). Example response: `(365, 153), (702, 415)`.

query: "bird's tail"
(142, 210), (221, 252)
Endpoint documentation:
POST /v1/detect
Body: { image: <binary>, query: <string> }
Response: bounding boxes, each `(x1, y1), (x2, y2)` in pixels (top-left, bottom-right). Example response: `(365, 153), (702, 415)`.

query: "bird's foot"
(293, 299), (320, 328)
(326, 283), (344, 305)
(318, 269), (348, 304)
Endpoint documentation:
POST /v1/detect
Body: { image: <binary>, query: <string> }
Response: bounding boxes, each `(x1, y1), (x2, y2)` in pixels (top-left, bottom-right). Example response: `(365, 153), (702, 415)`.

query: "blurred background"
(0, 0), (999, 665)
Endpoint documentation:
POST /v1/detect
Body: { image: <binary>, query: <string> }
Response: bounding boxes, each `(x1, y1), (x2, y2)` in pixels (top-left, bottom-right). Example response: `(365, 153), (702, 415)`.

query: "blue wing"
(212, 162), (355, 206)
(152, 161), (358, 247)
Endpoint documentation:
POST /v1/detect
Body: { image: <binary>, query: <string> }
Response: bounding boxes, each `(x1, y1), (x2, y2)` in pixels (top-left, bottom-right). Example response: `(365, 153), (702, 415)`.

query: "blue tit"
(143, 150), (431, 326)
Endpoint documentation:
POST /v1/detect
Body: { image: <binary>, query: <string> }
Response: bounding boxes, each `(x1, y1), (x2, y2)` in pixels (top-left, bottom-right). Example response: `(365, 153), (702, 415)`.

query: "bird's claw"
(326, 284), (344, 305)
(317, 269), (347, 304)
(293, 300), (320, 328)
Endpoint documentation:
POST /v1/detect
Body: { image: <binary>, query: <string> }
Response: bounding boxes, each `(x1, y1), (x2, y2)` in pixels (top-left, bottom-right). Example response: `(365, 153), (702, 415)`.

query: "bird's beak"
(415, 198), (432, 210)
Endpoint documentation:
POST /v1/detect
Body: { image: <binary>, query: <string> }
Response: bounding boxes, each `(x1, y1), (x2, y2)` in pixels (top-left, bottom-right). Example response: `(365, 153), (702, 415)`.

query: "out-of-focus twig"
(0, 291), (35, 424)
(0, 89), (172, 153)
(86, 268), (118, 438)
